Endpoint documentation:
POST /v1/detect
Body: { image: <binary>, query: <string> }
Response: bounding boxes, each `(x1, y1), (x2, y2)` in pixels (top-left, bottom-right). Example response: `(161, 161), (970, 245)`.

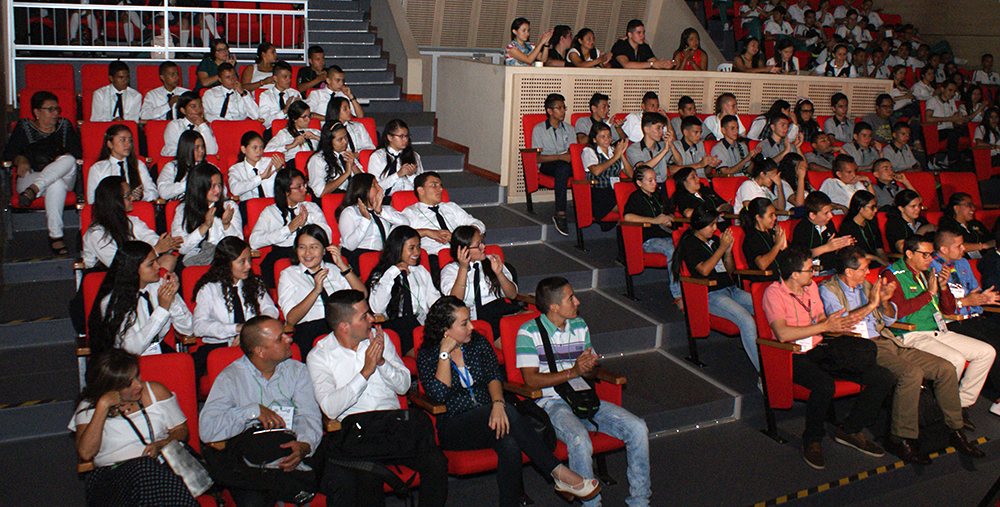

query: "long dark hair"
(587, 121), (612, 150)
(676, 27), (701, 54)
(312, 120), (349, 183)
(90, 176), (133, 248)
(237, 131), (263, 163)
(274, 168), (306, 225)
(285, 100), (312, 139)
(845, 190), (876, 222)
(778, 152), (811, 193)
(982, 107), (1000, 142)
(570, 28), (598, 60)
(193, 237), (267, 316)
(892, 189), (921, 217)
(740, 197), (775, 233)
(943, 192), (972, 220)
(174, 130), (205, 183)
(420, 296), (469, 353)
(366, 226), (420, 319)
(98, 124), (142, 192)
(335, 173), (375, 220)
(671, 204), (721, 278)
(290, 224), (331, 266)
(747, 153), (778, 180)
(255, 41), (275, 64)
(79, 348), (140, 408)
(449, 225), (502, 299)
(759, 100), (791, 140)
(376, 119), (417, 178)
(182, 162), (225, 233)
(89, 241), (154, 355)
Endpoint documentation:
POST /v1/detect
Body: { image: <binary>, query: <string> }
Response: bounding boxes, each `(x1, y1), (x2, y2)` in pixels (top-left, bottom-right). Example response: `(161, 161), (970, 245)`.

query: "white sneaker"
(990, 401), (1000, 417)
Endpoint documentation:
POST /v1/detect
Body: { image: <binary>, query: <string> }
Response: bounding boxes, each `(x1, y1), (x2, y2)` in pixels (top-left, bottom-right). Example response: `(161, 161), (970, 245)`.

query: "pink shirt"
(762, 279), (825, 352)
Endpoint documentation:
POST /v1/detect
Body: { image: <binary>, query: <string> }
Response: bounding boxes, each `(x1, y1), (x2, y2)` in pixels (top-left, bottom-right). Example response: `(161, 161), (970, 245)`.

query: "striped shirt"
(516, 314), (592, 399)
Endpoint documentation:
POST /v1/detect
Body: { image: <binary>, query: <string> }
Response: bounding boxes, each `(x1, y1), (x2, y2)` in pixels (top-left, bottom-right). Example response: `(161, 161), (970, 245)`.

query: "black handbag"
(23, 132), (66, 170)
(505, 392), (557, 452)
(806, 335), (878, 375)
(228, 426), (296, 467)
(535, 317), (601, 428)
(202, 425), (316, 504)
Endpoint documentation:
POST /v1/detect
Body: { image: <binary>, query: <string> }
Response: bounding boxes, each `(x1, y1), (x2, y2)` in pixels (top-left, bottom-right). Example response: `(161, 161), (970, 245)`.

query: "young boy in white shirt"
(764, 7), (794, 40)
(622, 91), (669, 143)
(306, 65), (363, 120)
(139, 61), (190, 122)
(202, 63), (260, 122)
(669, 116), (719, 179)
(258, 60), (303, 131)
(973, 54), (1000, 85)
(91, 61), (142, 122)
(840, 122), (883, 170)
(161, 91), (219, 157)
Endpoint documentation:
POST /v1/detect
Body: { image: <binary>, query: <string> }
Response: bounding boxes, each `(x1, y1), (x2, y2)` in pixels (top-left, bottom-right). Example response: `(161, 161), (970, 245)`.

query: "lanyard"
(913, 269), (941, 312)
(400, 271), (422, 310)
(121, 397), (156, 447)
(251, 370), (298, 409)
(789, 291), (817, 325)
(857, 219), (876, 253)
(450, 358), (478, 406)
(642, 191), (662, 216)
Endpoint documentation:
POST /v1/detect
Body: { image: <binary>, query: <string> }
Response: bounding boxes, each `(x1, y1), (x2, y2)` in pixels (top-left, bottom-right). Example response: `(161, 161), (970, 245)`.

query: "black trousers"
(292, 319), (331, 360)
(948, 315), (1000, 401)
(938, 128), (962, 162)
(320, 443), (448, 507)
(792, 354), (894, 445)
(539, 160), (572, 214)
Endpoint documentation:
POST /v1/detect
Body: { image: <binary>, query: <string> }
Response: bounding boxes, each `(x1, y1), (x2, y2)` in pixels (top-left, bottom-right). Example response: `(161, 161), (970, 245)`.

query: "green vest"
(887, 258), (939, 335)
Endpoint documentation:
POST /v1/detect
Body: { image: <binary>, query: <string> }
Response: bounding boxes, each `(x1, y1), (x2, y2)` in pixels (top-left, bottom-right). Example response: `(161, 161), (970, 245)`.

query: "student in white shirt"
(814, 0), (836, 27)
(840, 122), (883, 170)
(824, 93), (855, 143)
(139, 61), (190, 122)
(579, 122), (632, 220)
(835, 11), (870, 47)
(368, 119), (423, 200)
(818, 154), (872, 213)
(866, 47), (891, 79)
(325, 96), (376, 152)
(734, 155), (790, 215)
(90, 61), (142, 122)
(228, 131), (284, 201)
(786, 0), (809, 25)
(249, 168), (332, 286)
(927, 81), (977, 167)
(87, 124), (157, 204)
(763, 7), (794, 41)
(973, 54), (1000, 85)
(306, 65), (363, 120)
(171, 164), (242, 266)
(202, 63), (260, 122)
(885, 44), (921, 70)
(191, 236), (279, 377)
(264, 101), (319, 174)
(307, 121), (363, 197)
(703, 92), (747, 141)
(622, 91), (670, 143)
(161, 91), (218, 157)
(158, 130), (210, 201)
(575, 92), (626, 144)
(366, 226), (442, 356)
(440, 226), (519, 340)
(258, 60), (303, 131)
(814, 44), (857, 78)
(911, 66), (938, 102)
(84, 176), (181, 271)
(88, 241), (193, 357)
(566, 28), (613, 68)
(973, 107), (1000, 166)
(239, 41), (277, 93)
(335, 173), (409, 273)
(710, 115), (759, 176)
(766, 39), (800, 74)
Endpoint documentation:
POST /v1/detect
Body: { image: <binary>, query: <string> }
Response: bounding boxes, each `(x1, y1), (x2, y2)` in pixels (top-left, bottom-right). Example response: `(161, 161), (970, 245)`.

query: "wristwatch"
(439, 351), (450, 361)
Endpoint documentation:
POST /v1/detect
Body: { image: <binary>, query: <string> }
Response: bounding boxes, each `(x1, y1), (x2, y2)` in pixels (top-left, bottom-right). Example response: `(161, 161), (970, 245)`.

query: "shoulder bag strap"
(535, 317), (560, 374)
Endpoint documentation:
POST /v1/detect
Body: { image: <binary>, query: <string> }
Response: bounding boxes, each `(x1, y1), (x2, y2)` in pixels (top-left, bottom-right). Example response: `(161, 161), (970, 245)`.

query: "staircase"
(687, 0), (739, 61)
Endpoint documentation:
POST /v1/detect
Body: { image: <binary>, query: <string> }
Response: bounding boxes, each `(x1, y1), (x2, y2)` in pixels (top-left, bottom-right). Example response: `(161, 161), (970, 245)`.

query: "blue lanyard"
(450, 358), (478, 406)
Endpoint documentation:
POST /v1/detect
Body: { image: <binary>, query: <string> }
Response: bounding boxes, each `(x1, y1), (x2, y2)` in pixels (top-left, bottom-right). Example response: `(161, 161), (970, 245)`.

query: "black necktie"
(310, 270), (331, 304)
(139, 291), (154, 315)
(346, 131), (357, 152)
(385, 152), (398, 173)
(251, 164), (265, 198)
(118, 160), (126, 179)
(232, 288), (246, 324)
(113, 92), (123, 118)
(305, 138), (313, 151)
(399, 271), (413, 317)
(338, 154), (347, 173)
(278, 91), (286, 110)
(187, 123), (196, 131)
(428, 205), (448, 230)
(472, 263), (483, 319)
(166, 92), (174, 120)
(371, 211), (387, 246)
(220, 92), (232, 118)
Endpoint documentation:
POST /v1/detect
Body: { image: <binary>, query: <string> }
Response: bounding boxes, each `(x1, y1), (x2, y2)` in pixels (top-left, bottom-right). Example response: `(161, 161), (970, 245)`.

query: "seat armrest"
(734, 269), (772, 276)
(594, 367), (626, 385)
(982, 305), (1000, 314)
(823, 332), (863, 338)
(251, 250), (261, 258)
(503, 381), (542, 399)
(323, 416), (342, 433)
(74, 261), (86, 270)
(514, 293), (536, 306)
(77, 347), (91, 356)
(374, 314), (386, 323)
(570, 179), (595, 185)
(774, 210), (793, 216)
(284, 323), (295, 334)
(176, 334), (198, 346)
(78, 461), (95, 473)
(942, 313), (968, 321)
(888, 322), (917, 331)
(721, 213), (739, 220)
(206, 441), (226, 450)
(756, 338), (802, 352)
(619, 220), (651, 228)
(519, 147), (542, 154)
(408, 391), (447, 415)
(679, 276), (718, 286)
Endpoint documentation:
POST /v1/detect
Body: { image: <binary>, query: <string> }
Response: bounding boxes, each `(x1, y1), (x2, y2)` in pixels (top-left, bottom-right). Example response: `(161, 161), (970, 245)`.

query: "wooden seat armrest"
(78, 461), (95, 473)
(823, 332), (863, 338)
(374, 314), (386, 323)
(503, 381), (542, 399)
(251, 250), (261, 258)
(77, 347), (91, 356)
(734, 269), (772, 276)
(671, 216), (691, 223)
(594, 367), (626, 385)
(283, 323), (296, 334)
(942, 313), (968, 321)
(619, 220), (651, 228)
(982, 305), (1000, 314)
(74, 261), (86, 270)
(756, 338), (802, 352)
(721, 213), (740, 220)
(774, 210), (793, 216)
(206, 441), (226, 450)
(888, 322), (917, 331)
(570, 179), (594, 185)
(514, 293), (536, 305)
(679, 276), (718, 286)
(323, 416), (342, 433)
(174, 334), (198, 346)
(983, 204), (1000, 210)
(971, 145), (994, 150)
(408, 391), (447, 415)
(519, 147), (542, 154)
(155, 198), (168, 205)
(888, 253), (903, 259)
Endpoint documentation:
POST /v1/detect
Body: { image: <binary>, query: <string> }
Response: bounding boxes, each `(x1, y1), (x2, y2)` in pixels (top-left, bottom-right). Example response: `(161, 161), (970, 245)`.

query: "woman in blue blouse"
(416, 297), (600, 507)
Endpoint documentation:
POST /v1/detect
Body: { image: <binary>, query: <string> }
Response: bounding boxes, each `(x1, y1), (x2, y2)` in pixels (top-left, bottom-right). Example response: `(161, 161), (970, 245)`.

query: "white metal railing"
(419, 47), (502, 111)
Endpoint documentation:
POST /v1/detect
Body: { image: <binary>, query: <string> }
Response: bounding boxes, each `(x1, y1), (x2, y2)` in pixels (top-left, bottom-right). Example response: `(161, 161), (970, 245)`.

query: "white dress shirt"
(87, 156), (157, 204)
(305, 88), (356, 118)
(787, 3), (807, 24)
(99, 281), (194, 355)
(264, 127), (319, 161)
(911, 81), (936, 102)
(867, 63), (891, 80)
(401, 201), (485, 255)
(973, 70), (1000, 86)
(140, 85), (190, 121)
(90, 84), (142, 121)
(367, 147), (423, 195)
(764, 20), (794, 36)
(345, 120), (376, 151)
(439, 260), (516, 320)
(307, 151), (361, 196)
(258, 86), (303, 129)
(203, 86), (259, 122)
(765, 56), (800, 74)
(248, 201), (331, 250)
(171, 200), (243, 258)
(702, 114), (746, 141)
(885, 55), (922, 69)
(307, 332), (409, 421)
(338, 205), (408, 251)
(156, 160), (189, 201)
(82, 216), (160, 269)
(974, 125), (1000, 156)
(162, 118), (219, 157)
(369, 264), (440, 325)
(622, 112), (644, 143)
(926, 96), (959, 130)
(228, 159), (279, 201)
(193, 279), (279, 344)
(277, 262), (355, 324)
(819, 177), (871, 212)
(734, 179), (793, 215)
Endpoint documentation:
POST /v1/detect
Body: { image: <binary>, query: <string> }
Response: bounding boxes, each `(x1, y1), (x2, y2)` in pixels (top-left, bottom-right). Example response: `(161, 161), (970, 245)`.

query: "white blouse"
(264, 127), (320, 162)
(258, 86), (303, 130)
(171, 200), (243, 258)
(307, 151), (362, 196)
(337, 205), (408, 251)
(193, 279), (280, 344)
(228, 159), (280, 201)
(367, 147), (424, 195)
(401, 201), (486, 255)
(439, 260), (516, 320)
(82, 216), (160, 269)
(345, 121), (376, 152)
(277, 261), (356, 324)
(248, 201), (331, 250)
(155, 160), (189, 201)
(87, 156), (157, 204)
(974, 125), (1000, 156)
(98, 280), (194, 355)
(161, 118), (218, 157)
(369, 264), (440, 325)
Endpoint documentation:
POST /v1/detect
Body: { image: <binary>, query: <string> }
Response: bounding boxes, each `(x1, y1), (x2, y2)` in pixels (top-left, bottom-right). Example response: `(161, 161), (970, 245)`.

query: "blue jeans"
(707, 285), (759, 370)
(643, 237), (681, 299)
(540, 398), (651, 507)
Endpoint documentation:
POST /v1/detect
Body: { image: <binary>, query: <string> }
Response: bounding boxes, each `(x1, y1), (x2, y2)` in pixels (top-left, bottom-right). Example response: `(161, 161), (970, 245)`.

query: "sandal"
(17, 185), (38, 207)
(49, 237), (69, 256)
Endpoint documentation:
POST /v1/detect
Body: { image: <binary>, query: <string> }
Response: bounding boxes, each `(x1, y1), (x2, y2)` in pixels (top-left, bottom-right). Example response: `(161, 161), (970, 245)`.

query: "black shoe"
(963, 407), (976, 432)
(552, 215), (570, 237)
(950, 429), (985, 458)
(803, 442), (825, 470)
(886, 438), (932, 465)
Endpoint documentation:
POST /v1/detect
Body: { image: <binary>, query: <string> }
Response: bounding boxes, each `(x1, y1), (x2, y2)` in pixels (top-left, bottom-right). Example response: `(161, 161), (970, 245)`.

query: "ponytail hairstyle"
(255, 41), (276, 64)
(778, 152), (811, 192)
(290, 224), (331, 266)
(747, 153), (778, 181)
(376, 119), (417, 178)
(510, 17), (529, 40)
(273, 168), (306, 225)
(571, 28), (598, 60)
(88, 241), (153, 355)
(671, 204), (721, 278)
(892, 188), (921, 217)
(943, 192), (972, 220)
(335, 172), (376, 220)
(182, 162), (226, 233)
(366, 226), (421, 319)
(844, 189), (876, 222)
(174, 130), (205, 183)
(90, 176), (134, 251)
(98, 124), (142, 193)
(740, 197), (775, 233)
(236, 130), (263, 163)
(449, 225), (502, 298)
(193, 236), (267, 317)
(284, 100), (312, 139)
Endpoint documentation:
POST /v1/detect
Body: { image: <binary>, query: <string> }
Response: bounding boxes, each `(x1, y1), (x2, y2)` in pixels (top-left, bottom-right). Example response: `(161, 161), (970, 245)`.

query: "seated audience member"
(766, 39), (800, 74)
(420, 296), (600, 507)
(200, 316), (322, 506)
(516, 277), (649, 506)
(819, 155), (872, 214)
(139, 61), (190, 121)
(763, 246), (893, 469)
(703, 93), (747, 140)
(733, 37), (771, 73)
(740, 197), (786, 283)
(580, 122), (632, 223)
(671, 116), (719, 178)
(4, 91), (81, 254)
(307, 120), (363, 197)
(710, 115), (759, 176)
(739, 0), (771, 41)
(250, 168), (331, 285)
(889, 66), (920, 116)
(625, 112), (674, 184)
(757, 114), (799, 162)
(792, 191), (854, 271)
(196, 39), (236, 92)
(824, 93), (855, 143)
(835, 10), (869, 48)
(763, 6), (794, 41)
(778, 153), (811, 207)
(335, 174), (408, 273)
(229, 131), (284, 201)
(325, 96), (377, 152)
(818, 246), (978, 464)
(973, 54), (1000, 85)
(239, 42), (277, 93)
(814, 35), (843, 68)
(815, 44), (856, 78)
(531, 94), (575, 236)
(611, 19), (675, 69)
(307, 289), (448, 507)
(838, 190), (889, 266)
(202, 63), (260, 122)
(87, 124), (157, 204)
(883, 123), (921, 172)
(871, 158), (914, 209)
(805, 133), (840, 171)
(367, 226), (441, 356)
(258, 61), (303, 131)
(786, 0), (809, 25)
(885, 189), (936, 254)
(961, 87), (988, 124)
(161, 91), (219, 157)
(575, 93), (625, 145)
(973, 107), (1000, 168)
(84, 176), (180, 271)
(265, 101), (320, 173)
(795, 10), (828, 55)
(88, 241), (192, 356)
(306, 65), (363, 120)
(70, 349), (198, 507)
(911, 67), (939, 105)
(673, 28), (708, 71)
(673, 205), (760, 369)
(938, 193), (996, 259)
(624, 165), (682, 306)
(867, 47), (891, 80)
(91, 61), (141, 122)
(368, 119), (424, 203)
(439, 227), (519, 343)
(926, 80), (975, 167)
(885, 43), (921, 70)
(192, 237), (279, 376)
(734, 155), (789, 216)
(882, 233), (996, 433)
(862, 95), (895, 145)
(505, 17), (553, 66)
(171, 163), (242, 266)
(672, 165), (731, 218)
(403, 172), (487, 281)
(566, 28), (613, 68)
(622, 91), (668, 142)
(840, 123), (883, 170)
(278, 225), (366, 355)
(158, 130), (209, 201)
(748, 99), (792, 141)
(296, 45), (327, 93)
(545, 25), (573, 67)
(813, 0), (835, 28)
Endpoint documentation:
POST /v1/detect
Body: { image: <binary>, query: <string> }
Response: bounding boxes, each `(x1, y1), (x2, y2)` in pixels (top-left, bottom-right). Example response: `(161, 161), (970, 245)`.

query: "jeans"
(539, 160), (572, 214)
(17, 154), (77, 238)
(707, 285), (759, 370)
(541, 398), (650, 507)
(642, 238), (681, 299)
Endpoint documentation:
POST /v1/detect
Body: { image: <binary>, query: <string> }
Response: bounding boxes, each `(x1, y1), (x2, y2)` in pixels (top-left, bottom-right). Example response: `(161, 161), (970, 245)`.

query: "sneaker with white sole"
(990, 402), (1000, 417)
(552, 215), (570, 236)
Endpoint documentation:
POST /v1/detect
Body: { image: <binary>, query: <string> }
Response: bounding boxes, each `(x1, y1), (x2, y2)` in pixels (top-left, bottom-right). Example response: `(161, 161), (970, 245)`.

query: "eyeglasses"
(389, 133), (411, 139)
(37, 106), (61, 113)
(912, 251), (934, 258)
(289, 184), (307, 191)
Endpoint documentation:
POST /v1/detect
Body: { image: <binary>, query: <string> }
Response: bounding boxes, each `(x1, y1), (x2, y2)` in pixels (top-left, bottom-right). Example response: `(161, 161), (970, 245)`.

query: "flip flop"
(49, 237), (69, 256)
(17, 186), (38, 207)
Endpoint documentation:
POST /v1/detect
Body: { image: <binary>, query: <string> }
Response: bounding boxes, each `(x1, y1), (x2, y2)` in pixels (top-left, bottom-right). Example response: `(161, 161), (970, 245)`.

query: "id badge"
(851, 321), (873, 339)
(141, 340), (162, 356)
(567, 377), (591, 392)
(714, 259), (728, 273)
(609, 177), (621, 186)
(933, 312), (949, 333)
(812, 258), (821, 266)
(273, 406), (295, 430)
(796, 337), (814, 353)
(948, 282), (966, 300)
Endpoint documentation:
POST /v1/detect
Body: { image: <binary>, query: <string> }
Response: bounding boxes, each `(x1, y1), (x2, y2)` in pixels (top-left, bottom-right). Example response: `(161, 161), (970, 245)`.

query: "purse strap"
(120, 400), (155, 447)
(534, 317), (562, 374)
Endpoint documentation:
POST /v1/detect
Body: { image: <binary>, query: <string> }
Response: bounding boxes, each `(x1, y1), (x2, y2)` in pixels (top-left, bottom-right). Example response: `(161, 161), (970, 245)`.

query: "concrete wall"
(644, 0), (725, 71)
(875, 0), (1000, 65)
(370, 0), (423, 97)
(434, 57), (507, 180)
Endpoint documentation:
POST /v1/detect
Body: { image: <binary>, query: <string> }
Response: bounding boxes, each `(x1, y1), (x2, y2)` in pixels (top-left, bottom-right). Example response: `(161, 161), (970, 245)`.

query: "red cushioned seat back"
(139, 353), (201, 450)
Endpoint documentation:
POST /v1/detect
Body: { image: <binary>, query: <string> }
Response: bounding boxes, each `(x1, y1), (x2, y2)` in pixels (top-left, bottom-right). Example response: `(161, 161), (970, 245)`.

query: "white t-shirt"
(974, 125), (1000, 156)
(733, 179), (793, 217)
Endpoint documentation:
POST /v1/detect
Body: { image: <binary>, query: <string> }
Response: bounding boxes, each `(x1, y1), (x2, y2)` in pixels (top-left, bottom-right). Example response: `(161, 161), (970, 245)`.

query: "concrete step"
(475, 205), (545, 246)
(368, 112), (436, 144)
(315, 1), (361, 11)
(0, 279), (76, 323)
(306, 9), (365, 21)
(334, 57), (388, 72)
(317, 31), (377, 44)
(0, 401), (86, 506)
(343, 69), (395, 85)
(2, 258), (77, 283)
(0, 319), (80, 405)
(438, 171), (503, 206)
(502, 242), (595, 293)
(350, 83), (401, 100)
(361, 99), (424, 114)
(307, 19), (370, 31)
(310, 42), (381, 58)
(11, 208), (79, 233)
(414, 143), (464, 172)
(5, 229), (80, 262)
